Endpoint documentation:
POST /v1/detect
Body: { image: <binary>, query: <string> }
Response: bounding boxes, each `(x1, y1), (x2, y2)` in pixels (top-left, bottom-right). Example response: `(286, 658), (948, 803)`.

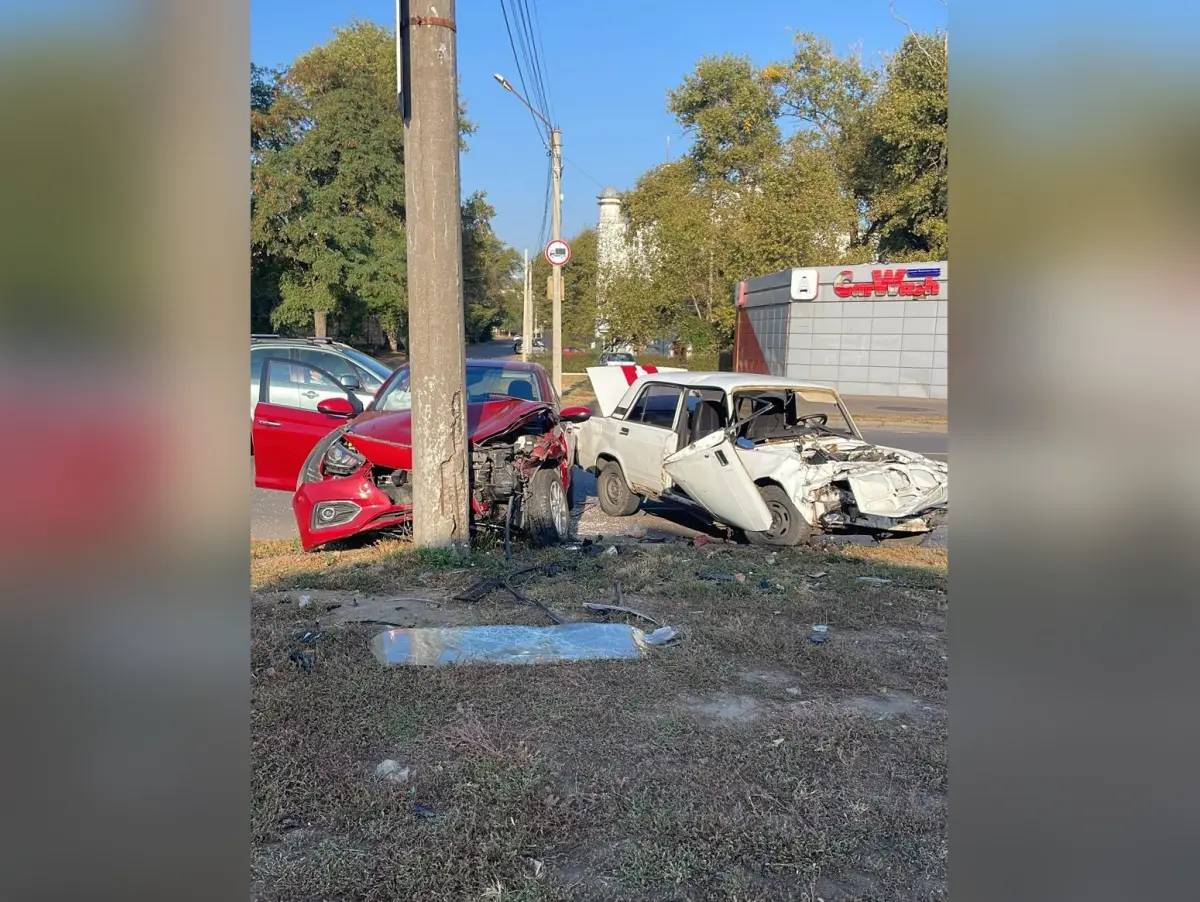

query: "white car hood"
(737, 436), (948, 520)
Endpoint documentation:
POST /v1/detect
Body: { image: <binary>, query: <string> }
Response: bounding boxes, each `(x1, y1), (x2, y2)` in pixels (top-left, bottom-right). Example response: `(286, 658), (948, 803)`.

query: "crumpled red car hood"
(346, 398), (554, 454)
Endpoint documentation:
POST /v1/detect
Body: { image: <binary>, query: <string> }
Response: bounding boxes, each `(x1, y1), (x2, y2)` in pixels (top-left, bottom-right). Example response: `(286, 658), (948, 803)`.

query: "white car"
(573, 368), (948, 546)
(598, 351), (636, 366)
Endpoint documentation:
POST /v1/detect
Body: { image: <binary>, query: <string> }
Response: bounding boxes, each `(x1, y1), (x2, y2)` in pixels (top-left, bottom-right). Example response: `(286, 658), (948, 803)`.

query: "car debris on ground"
(370, 621), (679, 666)
(583, 582), (665, 629)
(697, 571), (747, 582)
(374, 760), (412, 784)
(809, 624), (829, 644)
(287, 622), (323, 673)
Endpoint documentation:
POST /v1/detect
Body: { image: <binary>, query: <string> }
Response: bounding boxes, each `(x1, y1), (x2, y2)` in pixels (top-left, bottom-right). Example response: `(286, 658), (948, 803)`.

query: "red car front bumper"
(292, 471), (413, 551)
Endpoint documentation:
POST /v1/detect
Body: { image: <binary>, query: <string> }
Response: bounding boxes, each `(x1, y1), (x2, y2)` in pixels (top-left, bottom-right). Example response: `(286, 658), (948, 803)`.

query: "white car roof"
(634, 371), (837, 393)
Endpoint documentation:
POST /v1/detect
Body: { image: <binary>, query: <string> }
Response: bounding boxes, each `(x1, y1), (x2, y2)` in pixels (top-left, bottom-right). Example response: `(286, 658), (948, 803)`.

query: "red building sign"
(832, 268), (941, 299)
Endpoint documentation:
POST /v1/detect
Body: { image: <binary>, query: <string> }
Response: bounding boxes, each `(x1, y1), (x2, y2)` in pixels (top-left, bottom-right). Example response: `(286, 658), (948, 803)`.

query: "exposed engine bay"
(470, 410), (568, 515)
(313, 402), (572, 542)
(735, 435), (948, 533)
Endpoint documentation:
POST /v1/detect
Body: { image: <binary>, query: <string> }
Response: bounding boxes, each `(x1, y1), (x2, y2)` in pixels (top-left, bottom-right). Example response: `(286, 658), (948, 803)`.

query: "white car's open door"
(663, 431), (773, 532)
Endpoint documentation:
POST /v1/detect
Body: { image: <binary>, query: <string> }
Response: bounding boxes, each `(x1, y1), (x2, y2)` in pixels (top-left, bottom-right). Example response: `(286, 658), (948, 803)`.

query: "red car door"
(253, 357), (363, 491)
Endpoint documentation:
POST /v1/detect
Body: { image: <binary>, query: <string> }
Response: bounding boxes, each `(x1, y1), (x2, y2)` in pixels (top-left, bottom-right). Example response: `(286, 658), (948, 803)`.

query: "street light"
(494, 73), (564, 394)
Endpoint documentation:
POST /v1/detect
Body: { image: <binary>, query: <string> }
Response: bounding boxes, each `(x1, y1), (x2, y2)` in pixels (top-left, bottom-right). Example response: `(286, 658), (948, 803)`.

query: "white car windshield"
(373, 365), (544, 412)
(732, 388), (856, 441)
(607, 353), (634, 362)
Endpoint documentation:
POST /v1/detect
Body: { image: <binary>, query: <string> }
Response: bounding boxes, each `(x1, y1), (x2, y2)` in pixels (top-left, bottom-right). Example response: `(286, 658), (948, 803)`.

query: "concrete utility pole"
(522, 249), (532, 362)
(398, 0), (470, 548)
(550, 128), (563, 394)
(493, 73), (564, 393)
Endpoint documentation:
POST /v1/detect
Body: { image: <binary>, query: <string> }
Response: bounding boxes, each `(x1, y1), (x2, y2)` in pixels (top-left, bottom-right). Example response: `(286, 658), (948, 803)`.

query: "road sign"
(545, 239), (571, 267)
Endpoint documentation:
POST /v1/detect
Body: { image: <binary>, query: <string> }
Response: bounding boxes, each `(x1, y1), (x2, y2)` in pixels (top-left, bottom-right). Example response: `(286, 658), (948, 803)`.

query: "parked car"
(251, 336), (394, 438)
(252, 357), (592, 550)
(512, 335), (547, 355)
(574, 368), (948, 546)
(598, 351), (636, 366)
(562, 346), (585, 357)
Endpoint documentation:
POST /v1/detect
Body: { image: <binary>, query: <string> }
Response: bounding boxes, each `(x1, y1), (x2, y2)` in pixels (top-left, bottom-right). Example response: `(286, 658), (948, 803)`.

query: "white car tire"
(597, 461), (641, 517)
(746, 485), (811, 547)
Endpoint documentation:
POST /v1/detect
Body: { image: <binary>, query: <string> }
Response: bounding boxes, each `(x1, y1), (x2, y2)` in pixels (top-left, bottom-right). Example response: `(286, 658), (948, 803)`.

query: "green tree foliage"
(251, 22), (407, 340)
(250, 21), (491, 348)
(461, 192), (520, 343)
(667, 54), (781, 185)
(852, 32), (948, 260)
(600, 27), (947, 350)
(528, 227), (599, 344)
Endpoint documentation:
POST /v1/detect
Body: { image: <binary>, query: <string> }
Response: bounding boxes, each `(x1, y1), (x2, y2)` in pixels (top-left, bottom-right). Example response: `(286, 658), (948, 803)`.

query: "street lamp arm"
(492, 73), (553, 132)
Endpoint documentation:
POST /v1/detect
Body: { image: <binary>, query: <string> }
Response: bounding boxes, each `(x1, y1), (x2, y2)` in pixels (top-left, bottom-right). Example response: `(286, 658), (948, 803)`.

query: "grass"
(252, 535), (947, 901)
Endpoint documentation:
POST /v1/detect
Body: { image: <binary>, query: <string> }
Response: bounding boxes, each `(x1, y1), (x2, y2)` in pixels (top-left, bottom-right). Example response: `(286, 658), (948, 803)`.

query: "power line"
(515, 0), (551, 124)
(528, 0), (556, 123)
(563, 155), (603, 189)
(536, 153), (553, 251)
(499, 0), (548, 145)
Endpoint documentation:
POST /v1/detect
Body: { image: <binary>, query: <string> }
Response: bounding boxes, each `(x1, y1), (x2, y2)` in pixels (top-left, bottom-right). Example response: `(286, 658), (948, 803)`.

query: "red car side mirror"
(317, 397), (357, 418)
(560, 405), (591, 424)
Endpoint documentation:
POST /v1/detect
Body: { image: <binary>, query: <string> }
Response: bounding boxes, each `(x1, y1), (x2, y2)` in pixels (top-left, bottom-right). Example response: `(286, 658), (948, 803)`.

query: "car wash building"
(732, 262), (947, 399)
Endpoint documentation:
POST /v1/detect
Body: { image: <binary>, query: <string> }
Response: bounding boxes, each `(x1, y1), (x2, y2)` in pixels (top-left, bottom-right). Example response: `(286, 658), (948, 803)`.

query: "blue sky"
(252, 0), (948, 254)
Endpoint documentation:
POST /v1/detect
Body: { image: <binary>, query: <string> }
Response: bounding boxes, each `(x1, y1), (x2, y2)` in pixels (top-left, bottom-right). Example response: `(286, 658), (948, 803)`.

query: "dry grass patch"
(252, 535), (947, 901)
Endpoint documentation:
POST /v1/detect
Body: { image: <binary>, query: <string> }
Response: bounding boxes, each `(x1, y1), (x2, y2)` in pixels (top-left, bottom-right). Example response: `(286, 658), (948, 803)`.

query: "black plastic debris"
(809, 625), (829, 644)
(295, 625), (324, 644)
(279, 815), (302, 830)
(584, 582), (664, 629)
(412, 803), (437, 819)
(289, 649), (316, 673)
(697, 572), (738, 582)
(453, 564), (571, 625)
(288, 622), (323, 673)
(454, 578), (505, 603)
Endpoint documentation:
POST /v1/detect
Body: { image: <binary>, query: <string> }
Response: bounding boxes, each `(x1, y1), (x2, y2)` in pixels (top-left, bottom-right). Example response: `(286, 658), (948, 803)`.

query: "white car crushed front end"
(727, 435), (948, 534)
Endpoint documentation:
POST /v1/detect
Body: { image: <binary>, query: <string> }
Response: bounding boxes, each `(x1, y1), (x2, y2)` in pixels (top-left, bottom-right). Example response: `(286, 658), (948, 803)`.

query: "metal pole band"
(410, 15), (456, 31)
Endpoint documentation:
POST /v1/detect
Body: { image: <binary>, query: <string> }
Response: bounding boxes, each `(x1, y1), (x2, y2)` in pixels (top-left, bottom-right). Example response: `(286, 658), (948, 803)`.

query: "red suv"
(252, 357), (591, 550)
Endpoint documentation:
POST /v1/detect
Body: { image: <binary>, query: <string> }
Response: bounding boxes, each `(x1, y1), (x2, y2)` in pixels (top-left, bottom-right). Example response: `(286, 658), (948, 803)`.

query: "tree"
(251, 22), (407, 338)
(851, 32), (948, 260)
(667, 54), (781, 186)
(732, 135), (864, 278)
(594, 25), (947, 356)
(461, 192), (520, 343)
(250, 21), (479, 345)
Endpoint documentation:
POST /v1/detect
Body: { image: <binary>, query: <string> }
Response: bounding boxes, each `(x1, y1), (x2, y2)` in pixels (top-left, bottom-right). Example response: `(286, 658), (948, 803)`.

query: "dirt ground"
(251, 534), (947, 901)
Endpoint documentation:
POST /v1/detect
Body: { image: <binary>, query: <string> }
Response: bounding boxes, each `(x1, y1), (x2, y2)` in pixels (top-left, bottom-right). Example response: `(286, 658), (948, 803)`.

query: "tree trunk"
(385, 327), (399, 353)
(313, 310), (328, 338)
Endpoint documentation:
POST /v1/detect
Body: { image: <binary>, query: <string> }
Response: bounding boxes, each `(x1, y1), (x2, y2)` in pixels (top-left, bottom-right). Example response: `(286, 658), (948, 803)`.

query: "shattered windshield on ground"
(373, 365), (543, 412)
(732, 389), (856, 444)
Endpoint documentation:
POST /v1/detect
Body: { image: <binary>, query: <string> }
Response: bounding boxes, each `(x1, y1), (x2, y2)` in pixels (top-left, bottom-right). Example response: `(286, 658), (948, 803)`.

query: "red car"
(252, 357), (591, 550)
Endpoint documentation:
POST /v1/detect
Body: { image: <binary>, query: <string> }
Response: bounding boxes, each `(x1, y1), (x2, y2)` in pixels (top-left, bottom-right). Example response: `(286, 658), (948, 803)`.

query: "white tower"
(595, 187), (626, 343)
